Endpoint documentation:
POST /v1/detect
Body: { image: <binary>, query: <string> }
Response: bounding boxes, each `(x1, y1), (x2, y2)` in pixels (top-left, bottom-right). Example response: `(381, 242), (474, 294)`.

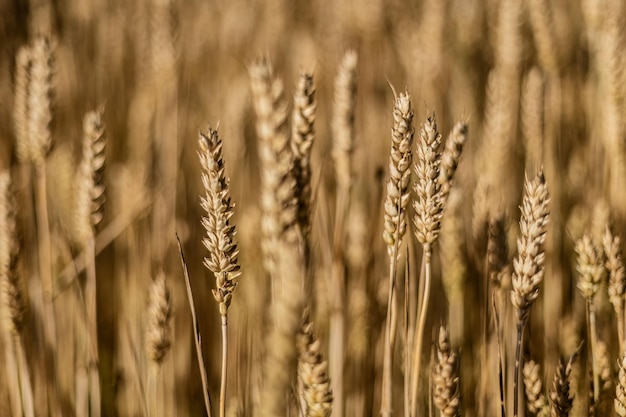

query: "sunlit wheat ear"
(575, 234), (605, 300)
(383, 90), (414, 258)
(523, 360), (548, 417)
(0, 172), (26, 335)
(510, 171), (550, 323)
(549, 346), (581, 417)
(297, 310), (333, 417)
(145, 273), (173, 365)
(439, 121), (468, 208)
(198, 127), (240, 316)
(28, 35), (54, 165)
(75, 108), (107, 245)
(432, 326), (461, 417)
(14, 46), (33, 164)
(332, 50), (358, 193)
(616, 353), (626, 416)
(291, 72), (316, 239)
(412, 113), (443, 256)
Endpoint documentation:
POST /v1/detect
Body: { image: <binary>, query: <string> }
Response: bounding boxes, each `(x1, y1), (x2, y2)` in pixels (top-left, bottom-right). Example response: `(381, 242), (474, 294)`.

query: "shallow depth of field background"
(0, 0), (625, 416)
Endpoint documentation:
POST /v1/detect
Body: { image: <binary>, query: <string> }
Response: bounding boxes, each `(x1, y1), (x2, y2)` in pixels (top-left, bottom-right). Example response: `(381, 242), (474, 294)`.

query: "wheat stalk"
(199, 126), (241, 417)
(511, 170), (550, 417)
(381, 90), (414, 417)
(575, 234), (605, 407)
(410, 113), (443, 417)
(76, 107), (107, 417)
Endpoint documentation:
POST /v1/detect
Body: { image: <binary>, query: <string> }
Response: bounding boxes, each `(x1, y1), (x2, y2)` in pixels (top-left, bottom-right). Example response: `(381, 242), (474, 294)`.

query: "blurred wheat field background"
(1, 0), (626, 416)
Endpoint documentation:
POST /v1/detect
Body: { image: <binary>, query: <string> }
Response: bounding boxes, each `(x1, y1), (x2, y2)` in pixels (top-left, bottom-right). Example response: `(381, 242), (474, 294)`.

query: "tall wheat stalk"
(381, 90), (414, 417)
(75, 108), (107, 417)
(410, 114), (443, 417)
(511, 171), (550, 417)
(199, 127), (241, 417)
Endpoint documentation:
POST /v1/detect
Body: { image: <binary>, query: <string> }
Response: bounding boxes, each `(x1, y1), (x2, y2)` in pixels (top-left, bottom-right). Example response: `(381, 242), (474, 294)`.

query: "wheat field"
(1, 0), (626, 416)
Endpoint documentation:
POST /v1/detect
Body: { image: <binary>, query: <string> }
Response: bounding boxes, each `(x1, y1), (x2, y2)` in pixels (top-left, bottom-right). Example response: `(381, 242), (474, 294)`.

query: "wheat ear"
(575, 234), (605, 407)
(291, 72), (316, 244)
(603, 226), (625, 354)
(549, 345), (582, 417)
(14, 46), (32, 163)
(410, 114), (443, 416)
(297, 309), (333, 417)
(381, 91), (414, 417)
(511, 171), (550, 417)
(76, 107), (107, 417)
(248, 58), (299, 278)
(0, 171), (34, 417)
(199, 126), (241, 417)
(145, 273), (173, 417)
(432, 326), (461, 417)
(523, 360), (549, 417)
(439, 121), (468, 209)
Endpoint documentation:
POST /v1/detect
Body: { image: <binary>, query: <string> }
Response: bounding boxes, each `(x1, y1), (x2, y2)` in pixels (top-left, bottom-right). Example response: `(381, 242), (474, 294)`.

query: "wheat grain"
(439, 121), (468, 208)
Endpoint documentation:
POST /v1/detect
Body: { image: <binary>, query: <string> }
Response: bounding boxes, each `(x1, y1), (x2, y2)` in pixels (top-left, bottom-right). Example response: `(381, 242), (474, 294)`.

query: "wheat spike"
(439, 121), (468, 207)
(511, 171), (550, 323)
(75, 108), (107, 245)
(248, 58), (299, 276)
(199, 127), (241, 316)
(603, 227), (625, 316)
(332, 50), (358, 193)
(523, 360), (549, 416)
(383, 90), (414, 258)
(575, 234), (605, 300)
(412, 114), (443, 256)
(432, 325), (461, 417)
(0, 172), (26, 334)
(297, 310), (333, 417)
(291, 72), (316, 239)
(487, 213), (509, 289)
(28, 35), (54, 165)
(14, 46), (32, 163)
(145, 273), (173, 365)
(549, 347), (581, 417)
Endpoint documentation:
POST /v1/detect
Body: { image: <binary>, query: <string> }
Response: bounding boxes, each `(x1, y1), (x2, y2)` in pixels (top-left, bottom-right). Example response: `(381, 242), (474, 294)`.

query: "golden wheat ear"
(432, 325), (461, 417)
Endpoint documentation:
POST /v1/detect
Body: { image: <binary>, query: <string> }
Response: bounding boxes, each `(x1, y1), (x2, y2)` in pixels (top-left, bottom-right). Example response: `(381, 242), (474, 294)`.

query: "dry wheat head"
(575, 234), (605, 300)
(432, 325), (461, 417)
(603, 227), (625, 316)
(145, 273), (173, 365)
